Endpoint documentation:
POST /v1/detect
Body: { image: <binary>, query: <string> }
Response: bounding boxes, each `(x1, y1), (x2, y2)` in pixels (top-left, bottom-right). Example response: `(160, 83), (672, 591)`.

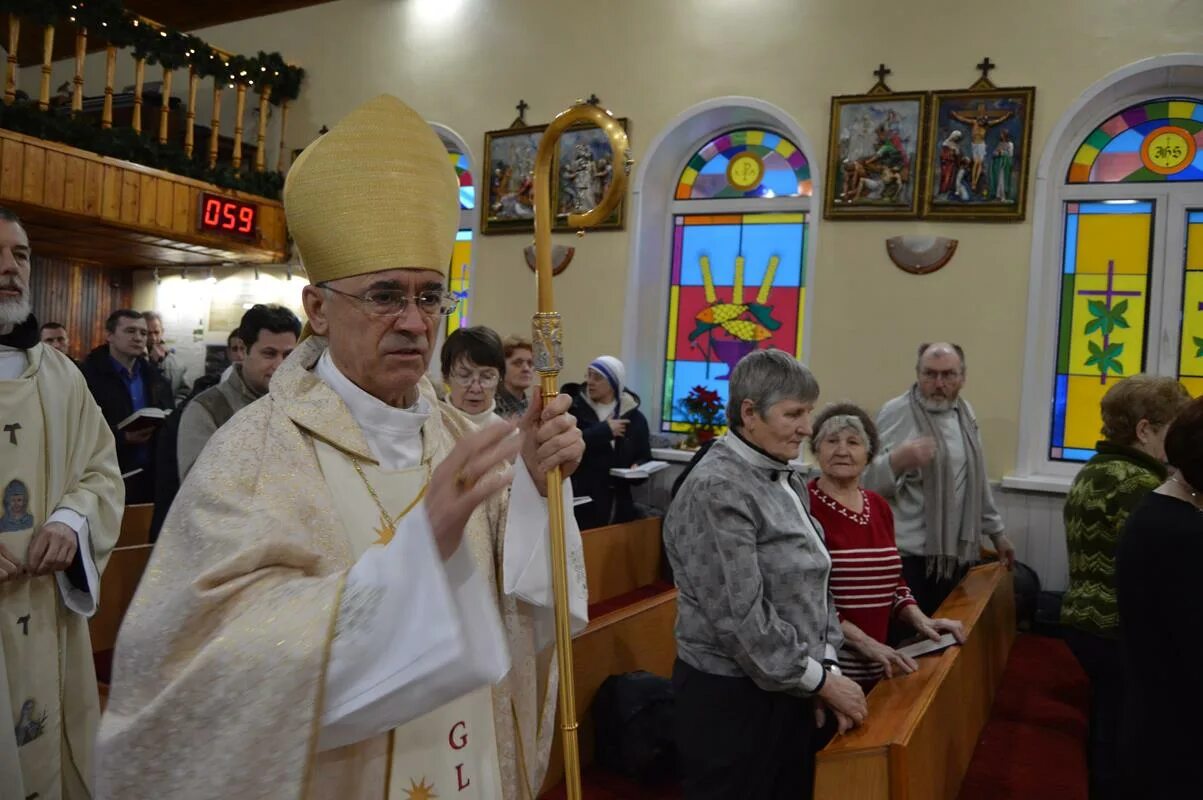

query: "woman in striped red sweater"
(807, 403), (964, 687)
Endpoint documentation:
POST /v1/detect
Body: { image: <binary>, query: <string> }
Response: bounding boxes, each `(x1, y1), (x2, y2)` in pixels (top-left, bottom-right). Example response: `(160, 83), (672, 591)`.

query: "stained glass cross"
(1077, 259), (1140, 382)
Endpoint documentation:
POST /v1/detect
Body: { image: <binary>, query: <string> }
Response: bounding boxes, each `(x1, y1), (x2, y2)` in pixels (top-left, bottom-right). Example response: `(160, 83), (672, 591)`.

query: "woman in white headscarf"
(563, 355), (651, 529)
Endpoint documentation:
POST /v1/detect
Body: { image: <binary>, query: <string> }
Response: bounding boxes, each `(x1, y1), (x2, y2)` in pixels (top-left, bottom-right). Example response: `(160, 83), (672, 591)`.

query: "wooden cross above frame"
(970, 57), (997, 90)
(866, 63), (893, 95)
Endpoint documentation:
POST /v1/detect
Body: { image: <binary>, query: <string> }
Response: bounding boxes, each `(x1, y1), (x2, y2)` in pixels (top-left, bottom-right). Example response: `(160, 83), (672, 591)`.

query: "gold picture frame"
(921, 86), (1036, 221)
(824, 90), (929, 220)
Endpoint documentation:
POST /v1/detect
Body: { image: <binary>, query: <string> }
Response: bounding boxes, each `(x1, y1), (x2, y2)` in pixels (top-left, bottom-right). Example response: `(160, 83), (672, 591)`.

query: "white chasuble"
(0, 375), (65, 800)
(314, 442), (505, 799)
(0, 347), (119, 800)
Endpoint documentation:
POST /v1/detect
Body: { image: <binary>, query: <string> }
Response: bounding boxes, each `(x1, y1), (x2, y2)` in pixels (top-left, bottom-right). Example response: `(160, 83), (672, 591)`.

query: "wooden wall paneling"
(20, 144), (44, 204)
(43, 149), (66, 209)
(119, 170), (139, 224)
(63, 155), (86, 213)
(84, 160), (103, 216)
(173, 183), (190, 234)
(101, 165), (121, 220)
(155, 177), (173, 230)
(138, 174), (157, 227)
(0, 138), (23, 200)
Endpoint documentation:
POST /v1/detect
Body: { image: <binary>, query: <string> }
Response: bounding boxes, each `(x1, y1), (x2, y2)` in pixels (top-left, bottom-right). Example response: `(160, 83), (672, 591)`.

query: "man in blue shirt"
(80, 310), (174, 503)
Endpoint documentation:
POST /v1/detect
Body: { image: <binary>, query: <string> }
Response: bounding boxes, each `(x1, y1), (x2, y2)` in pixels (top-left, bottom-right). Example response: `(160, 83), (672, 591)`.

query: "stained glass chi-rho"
(676, 128), (812, 200)
(1050, 201), (1154, 462)
(662, 213), (807, 432)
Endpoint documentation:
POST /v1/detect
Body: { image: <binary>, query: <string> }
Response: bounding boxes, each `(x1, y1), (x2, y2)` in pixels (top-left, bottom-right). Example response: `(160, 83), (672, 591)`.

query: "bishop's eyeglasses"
(321, 284), (460, 318)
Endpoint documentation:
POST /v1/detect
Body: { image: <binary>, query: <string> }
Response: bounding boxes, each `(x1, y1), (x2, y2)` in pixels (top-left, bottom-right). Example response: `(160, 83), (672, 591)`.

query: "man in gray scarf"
(863, 342), (1014, 616)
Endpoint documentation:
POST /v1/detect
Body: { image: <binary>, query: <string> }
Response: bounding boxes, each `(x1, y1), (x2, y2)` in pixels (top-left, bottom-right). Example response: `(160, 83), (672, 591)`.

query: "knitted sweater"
(1060, 441), (1167, 637)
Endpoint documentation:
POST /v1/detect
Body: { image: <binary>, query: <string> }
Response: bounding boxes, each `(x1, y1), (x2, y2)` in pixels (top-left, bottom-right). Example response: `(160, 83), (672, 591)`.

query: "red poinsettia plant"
(678, 385), (726, 447)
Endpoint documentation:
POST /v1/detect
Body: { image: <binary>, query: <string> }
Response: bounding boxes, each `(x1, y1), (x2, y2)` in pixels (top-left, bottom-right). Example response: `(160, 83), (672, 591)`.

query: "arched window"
(446, 149), (475, 334)
(1011, 57), (1203, 489)
(661, 128), (812, 433)
(432, 124), (477, 336)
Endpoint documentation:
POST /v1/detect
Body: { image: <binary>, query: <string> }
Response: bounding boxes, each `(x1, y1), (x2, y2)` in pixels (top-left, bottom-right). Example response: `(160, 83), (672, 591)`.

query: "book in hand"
(609, 460), (670, 480)
(117, 407), (170, 433)
(895, 632), (960, 660)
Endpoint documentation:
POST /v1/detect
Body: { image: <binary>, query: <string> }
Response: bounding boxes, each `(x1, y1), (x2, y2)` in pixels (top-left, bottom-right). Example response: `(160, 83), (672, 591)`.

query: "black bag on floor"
(1013, 561), (1041, 630)
(592, 671), (676, 783)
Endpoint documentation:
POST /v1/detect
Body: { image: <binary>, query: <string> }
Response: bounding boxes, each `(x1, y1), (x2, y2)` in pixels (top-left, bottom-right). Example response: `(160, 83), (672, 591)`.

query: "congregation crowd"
(2, 92), (1202, 800)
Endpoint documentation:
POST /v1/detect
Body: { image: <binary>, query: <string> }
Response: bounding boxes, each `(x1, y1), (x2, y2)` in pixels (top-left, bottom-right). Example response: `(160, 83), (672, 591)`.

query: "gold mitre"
(284, 94), (458, 284)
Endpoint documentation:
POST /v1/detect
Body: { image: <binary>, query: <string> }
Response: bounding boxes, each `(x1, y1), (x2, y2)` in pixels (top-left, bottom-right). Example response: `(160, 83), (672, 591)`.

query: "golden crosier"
(530, 102), (630, 800)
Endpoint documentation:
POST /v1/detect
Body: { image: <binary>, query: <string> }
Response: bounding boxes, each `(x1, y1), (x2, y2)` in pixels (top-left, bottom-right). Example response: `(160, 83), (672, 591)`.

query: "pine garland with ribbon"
(0, 0), (305, 103)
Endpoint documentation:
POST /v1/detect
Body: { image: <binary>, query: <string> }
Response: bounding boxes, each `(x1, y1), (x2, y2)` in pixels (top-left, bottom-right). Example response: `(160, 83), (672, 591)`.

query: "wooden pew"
(90, 503), (154, 662)
(540, 588), (679, 795)
(815, 563), (1016, 800)
(581, 517), (664, 606)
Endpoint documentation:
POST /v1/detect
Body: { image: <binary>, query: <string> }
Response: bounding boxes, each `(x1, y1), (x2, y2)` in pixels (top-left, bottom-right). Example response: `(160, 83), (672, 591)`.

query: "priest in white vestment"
(0, 208), (124, 799)
(95, 96), (588, 800)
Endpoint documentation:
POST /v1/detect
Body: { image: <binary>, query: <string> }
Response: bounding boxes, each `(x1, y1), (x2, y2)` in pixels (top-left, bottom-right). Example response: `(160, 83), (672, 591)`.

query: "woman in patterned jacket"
(1060, 374), (1190, 800)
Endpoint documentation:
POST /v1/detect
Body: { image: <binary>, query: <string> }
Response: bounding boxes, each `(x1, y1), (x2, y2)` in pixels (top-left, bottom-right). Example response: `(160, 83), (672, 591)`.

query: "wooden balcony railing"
(0, 4), (304, 199)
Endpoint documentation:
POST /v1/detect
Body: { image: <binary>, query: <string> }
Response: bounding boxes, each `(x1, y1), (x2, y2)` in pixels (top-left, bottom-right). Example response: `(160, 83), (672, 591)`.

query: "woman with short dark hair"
(1117, 396), (1203, 797)
(665, 349), (866, 799)
(439, 326), (506, 426)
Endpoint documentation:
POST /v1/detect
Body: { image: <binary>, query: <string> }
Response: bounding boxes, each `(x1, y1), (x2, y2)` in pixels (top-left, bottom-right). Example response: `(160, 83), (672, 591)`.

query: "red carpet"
(544, 634), (1088, 799)
(957, 634), (1089, 800)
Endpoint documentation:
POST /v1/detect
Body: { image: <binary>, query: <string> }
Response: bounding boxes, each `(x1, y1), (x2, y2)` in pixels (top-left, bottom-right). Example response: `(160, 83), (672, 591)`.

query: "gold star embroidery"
(374, 509), (396, 546)
(404, 777), (438, 800)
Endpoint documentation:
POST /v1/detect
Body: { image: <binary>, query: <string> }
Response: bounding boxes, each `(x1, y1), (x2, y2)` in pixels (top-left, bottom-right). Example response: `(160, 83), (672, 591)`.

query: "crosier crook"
(530, 101), (630, 800)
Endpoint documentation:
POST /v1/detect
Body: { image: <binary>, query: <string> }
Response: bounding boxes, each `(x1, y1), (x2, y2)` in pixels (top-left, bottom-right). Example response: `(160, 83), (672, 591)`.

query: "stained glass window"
(444, 149), (475, 334)
(1050, 201), (1154, 461)
(662, 213), (807, 432)
(1067, 97), (1203, 184)
(448, 151), (476, 210)
(1179, 209), (1203, 399)
(675, 129), (812, 200)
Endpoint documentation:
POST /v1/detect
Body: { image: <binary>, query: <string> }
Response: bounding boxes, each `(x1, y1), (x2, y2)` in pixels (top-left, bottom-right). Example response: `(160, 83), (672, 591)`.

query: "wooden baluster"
(38, 24), (54, 111)
(232, 83), (247, 170)
(5, 15), (20, 105)
(184, 67), (198, 158)
(72, 28), (86, 112)
(276, 99), (290, 172)
(101, 46), (117, 128)
(158, 67), (173, 145)
(254, 85), (271, 171)
(132, 58), (145, 134)
(209, 81), (222, 169)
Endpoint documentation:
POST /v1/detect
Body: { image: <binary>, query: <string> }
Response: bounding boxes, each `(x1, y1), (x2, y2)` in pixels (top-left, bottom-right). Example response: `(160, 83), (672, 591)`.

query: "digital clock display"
(198, 193), (258, 238)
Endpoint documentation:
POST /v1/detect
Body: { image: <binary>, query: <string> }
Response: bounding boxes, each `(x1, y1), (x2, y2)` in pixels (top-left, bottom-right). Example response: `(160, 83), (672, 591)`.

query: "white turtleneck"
(460, 400), (503, 429)
(316, 352), (587, 749)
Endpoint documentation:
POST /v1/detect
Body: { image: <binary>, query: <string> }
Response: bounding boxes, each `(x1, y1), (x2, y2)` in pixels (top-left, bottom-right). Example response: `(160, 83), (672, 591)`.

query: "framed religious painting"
(552, 117), (630, 232)
(480, 123), (546, 235)
(922, 86), (1036, 221)
(824, 91), (928, 220)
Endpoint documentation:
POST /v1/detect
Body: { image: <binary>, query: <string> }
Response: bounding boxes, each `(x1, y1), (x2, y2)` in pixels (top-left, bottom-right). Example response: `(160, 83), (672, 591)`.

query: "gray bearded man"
(862, 342), (1015, 615)
(0, 207), (123, 799)
(97, 95), (588, 799)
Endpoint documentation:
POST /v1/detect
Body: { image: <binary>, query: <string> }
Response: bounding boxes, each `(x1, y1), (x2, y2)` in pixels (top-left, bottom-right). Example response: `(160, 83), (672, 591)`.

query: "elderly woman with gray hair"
(664, 349), (867, 800)
(807, 403), (965, 689)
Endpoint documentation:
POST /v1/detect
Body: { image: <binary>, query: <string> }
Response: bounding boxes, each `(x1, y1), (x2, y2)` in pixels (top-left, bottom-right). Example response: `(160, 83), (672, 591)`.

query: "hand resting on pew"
(815, 671), (869, 734)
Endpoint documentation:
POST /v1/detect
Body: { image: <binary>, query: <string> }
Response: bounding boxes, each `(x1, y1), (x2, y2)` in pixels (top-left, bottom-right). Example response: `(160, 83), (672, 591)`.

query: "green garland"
(0, 99), (286, 199)
(0, 0), (305, 104)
